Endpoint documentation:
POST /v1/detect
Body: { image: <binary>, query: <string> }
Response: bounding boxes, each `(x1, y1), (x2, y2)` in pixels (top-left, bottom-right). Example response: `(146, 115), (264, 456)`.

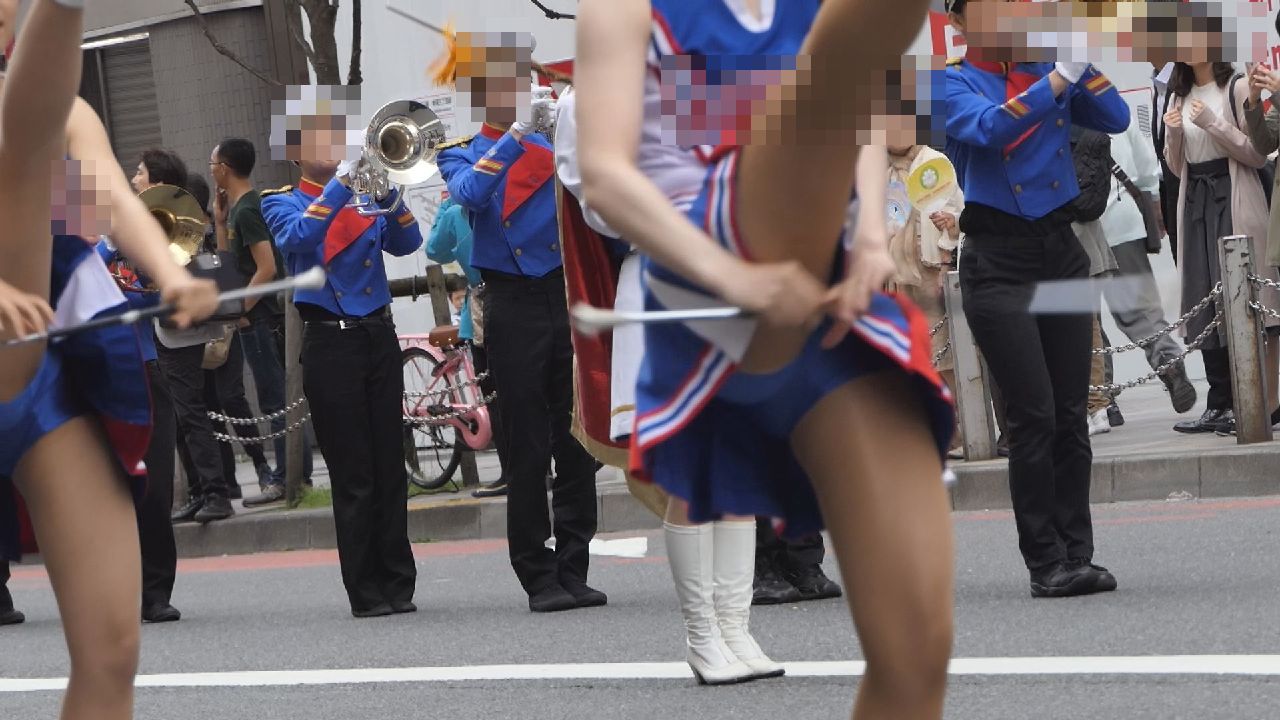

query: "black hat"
(945, 0), (966, 13)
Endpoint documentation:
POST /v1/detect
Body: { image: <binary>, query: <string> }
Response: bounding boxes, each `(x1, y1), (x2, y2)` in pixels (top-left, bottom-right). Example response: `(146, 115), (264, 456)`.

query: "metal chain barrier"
(929, 317), (947, 338)
(212, 414), (311, 445)
(1092, 284), (1221, 356)
(403, 391), (499, 426)
(403, 372), (489, 404)
(932, 341), (951, 367)
(1089, 307), (1224, 395)
(209, 397), (309, 426)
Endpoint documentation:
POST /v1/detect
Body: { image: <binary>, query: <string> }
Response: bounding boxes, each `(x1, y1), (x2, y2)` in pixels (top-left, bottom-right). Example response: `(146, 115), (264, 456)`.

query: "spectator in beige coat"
(1165, 61), (1280, 435)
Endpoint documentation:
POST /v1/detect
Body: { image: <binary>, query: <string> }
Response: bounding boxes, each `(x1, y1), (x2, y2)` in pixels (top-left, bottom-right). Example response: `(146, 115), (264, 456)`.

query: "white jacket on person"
(1100, 111), (1162, 249)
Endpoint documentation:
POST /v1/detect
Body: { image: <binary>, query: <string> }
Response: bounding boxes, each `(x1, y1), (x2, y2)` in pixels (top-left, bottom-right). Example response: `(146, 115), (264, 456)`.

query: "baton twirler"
(4, 267), (328, 348)
(570, 303), (749, 336)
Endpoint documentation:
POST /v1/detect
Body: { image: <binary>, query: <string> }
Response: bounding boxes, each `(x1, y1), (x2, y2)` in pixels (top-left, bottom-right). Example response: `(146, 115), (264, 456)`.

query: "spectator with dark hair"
(211, 138), (311, 504)
(132, 148), (189, 194)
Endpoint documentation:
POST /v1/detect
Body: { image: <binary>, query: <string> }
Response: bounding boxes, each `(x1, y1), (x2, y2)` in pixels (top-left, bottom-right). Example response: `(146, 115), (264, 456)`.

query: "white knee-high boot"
(665, 522), (754, 685)
(714, 521), (785, 678)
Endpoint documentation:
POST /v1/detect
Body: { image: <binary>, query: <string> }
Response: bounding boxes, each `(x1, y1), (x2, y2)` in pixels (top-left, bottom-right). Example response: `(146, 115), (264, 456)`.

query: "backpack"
(1227, 73), (1276, 206)
(1068, 125), (1114, 223)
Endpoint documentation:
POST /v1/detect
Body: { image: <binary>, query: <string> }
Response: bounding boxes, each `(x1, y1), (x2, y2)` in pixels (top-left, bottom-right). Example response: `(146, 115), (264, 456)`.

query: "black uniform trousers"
(755, 517), (824, 571)
(300, 308), (416, 612)
(959, 204), (1095, 571)
(157, 342), (227, 502)
(139, 361), (178, 608)
(211, 331), (270, 474)
(481, 268), (599, 596)
(469, 343), (509, 482)
(0, 559), (13, 611)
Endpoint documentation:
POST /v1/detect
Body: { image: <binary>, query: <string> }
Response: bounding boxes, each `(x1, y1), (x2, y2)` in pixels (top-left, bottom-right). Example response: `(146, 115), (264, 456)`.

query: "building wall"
(146, 7), (295, 192)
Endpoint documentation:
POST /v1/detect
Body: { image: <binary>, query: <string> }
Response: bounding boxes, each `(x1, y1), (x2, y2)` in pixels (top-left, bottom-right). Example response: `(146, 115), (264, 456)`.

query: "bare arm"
(575, 0), (742, 297)
(852, 146), (889, 251)
(1, 0), (83, 166)
(66, 98), (191, 291)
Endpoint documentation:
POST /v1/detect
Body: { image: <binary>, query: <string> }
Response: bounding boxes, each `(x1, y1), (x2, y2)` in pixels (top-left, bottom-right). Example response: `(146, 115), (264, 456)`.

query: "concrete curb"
(173, 443), (1280, 559)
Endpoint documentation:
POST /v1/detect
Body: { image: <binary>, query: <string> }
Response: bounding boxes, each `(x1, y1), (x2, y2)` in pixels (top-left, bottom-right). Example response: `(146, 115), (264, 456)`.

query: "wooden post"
(1218, 234), (1272, 445)
(944, 270), (996, 460)
(284, 290), (307, 505)
(424, 264), (480, 488)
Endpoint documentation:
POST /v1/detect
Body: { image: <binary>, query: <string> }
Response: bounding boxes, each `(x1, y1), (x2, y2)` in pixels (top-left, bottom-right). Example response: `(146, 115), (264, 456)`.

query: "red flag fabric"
(556, 181), (628, 466)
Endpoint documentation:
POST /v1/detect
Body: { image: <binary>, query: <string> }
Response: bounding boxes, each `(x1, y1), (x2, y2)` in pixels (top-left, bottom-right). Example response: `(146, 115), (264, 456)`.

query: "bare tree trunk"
(347, 0), (363, 86)
(300, 0), (341, 85)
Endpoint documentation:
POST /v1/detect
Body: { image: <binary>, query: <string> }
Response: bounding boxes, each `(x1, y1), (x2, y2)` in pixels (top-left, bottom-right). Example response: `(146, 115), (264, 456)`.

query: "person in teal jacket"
(426, 191), (512, 499)
(426, 194), (477, 340)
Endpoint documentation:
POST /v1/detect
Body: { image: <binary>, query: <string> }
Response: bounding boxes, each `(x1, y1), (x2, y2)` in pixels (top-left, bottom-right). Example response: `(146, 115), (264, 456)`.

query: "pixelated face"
(952, 0), (1259, 65)
(272, 85), (361, 172)
(52, 159), (112, 240)
(454, 33), (534, 126)
(132, 162), (153, 195)
(295, 113), (348, 166)
(859, 57), (945, 149)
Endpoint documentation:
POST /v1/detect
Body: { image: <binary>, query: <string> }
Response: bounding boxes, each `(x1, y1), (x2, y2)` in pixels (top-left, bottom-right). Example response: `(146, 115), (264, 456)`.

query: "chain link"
(403, 372), (489, 404)
(929, 317), (947, 338)
(1092, 284), (1221, 356)
(932, 342), (951, 367)
(208, 397), (309, 426)
(212, 414), (311, 444)
(1248, 274), (1280, 292)
(1250, 300), (1280, 323)
(404, 392), (499, 426)
(1089, 309), (1223, 395)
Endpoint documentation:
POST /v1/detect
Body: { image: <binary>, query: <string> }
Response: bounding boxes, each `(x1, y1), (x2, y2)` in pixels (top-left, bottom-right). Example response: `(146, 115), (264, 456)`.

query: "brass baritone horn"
(111, 183), (208, 291)
(349, 100), (448, 217)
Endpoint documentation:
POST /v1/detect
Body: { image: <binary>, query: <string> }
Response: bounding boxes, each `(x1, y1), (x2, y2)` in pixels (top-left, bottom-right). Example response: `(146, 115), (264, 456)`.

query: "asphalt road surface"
(4, 496), (1280, 719)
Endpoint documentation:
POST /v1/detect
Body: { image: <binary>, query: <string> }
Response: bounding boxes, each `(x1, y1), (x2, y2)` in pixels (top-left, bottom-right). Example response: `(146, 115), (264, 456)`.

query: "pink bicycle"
(400, 326), (494, 490)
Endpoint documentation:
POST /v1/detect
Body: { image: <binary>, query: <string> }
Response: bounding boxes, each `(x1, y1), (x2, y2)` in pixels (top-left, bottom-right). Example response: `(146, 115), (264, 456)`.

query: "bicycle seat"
(428, 325), (461, 349)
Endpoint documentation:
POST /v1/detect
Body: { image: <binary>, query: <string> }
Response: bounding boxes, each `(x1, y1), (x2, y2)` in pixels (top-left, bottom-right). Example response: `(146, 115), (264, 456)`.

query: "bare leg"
(14, 418), (141, 720)
(734, 0), (930, 371)
(792, 371), (953, 720)
(0, 0), (88, 393)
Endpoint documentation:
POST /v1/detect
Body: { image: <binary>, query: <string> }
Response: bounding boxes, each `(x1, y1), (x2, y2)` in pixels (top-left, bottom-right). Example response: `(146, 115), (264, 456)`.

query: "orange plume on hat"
(428, 20), (459, 87)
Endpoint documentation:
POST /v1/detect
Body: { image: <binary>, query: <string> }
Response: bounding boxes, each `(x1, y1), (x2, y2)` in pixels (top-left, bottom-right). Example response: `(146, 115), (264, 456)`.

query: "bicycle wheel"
(402, 346), (464, 490)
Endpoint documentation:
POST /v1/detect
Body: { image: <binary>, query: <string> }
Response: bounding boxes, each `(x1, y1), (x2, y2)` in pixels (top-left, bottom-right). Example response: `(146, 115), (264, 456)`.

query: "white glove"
(530, 97), (557, 130)
(1054, 61), (1091, 84)
(336, 158), (359, 181)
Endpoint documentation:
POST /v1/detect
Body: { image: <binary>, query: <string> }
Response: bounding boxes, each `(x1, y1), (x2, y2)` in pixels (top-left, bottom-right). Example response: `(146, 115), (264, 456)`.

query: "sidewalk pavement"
(174, 378), (1280, 559)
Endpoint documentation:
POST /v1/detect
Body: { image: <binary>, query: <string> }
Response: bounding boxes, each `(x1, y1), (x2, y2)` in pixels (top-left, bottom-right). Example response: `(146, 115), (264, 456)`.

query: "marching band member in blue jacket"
(262, 88), (422, 618)
(432, 29), (604, 614)
(945, 0), (1129, 599)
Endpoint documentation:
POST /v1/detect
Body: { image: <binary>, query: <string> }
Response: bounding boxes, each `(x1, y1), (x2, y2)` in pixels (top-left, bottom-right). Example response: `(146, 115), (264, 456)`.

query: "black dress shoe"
(1174, 408), (1231, 434)
(563, 582), (607, 608)
(171, 496), (204, 523)
(1066, 559), (1118, 594)
(528, 585), (578, 613)
(785, 564), (844, 601)
(472, 479), (508, 498)
(194, 496), (234, 524)
(142, 603), (182, 623)
(1107, 402), (1125, 428)
(243, 484), (285, 508)
(1029, 562), (1095, 598)
(390, 601), (417, 614)
(0, 607), (24, 626)
(753, 560), (802, 605)
(226, 482), (243, 501)
(352, 604), (395, 618)
(1161, 363), (1198, 414)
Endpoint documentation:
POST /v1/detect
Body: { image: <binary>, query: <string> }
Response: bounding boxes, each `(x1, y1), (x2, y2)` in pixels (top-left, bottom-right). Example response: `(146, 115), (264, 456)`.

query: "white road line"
(4, 656), (1280, 692)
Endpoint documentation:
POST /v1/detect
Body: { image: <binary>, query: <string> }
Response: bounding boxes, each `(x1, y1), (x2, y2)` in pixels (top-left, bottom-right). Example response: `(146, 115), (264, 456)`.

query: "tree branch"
(529, 0), (575, 20)
(183, 0), (280, 86)
(283, 0), (319, 68)
(347, 0), (363, 85)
